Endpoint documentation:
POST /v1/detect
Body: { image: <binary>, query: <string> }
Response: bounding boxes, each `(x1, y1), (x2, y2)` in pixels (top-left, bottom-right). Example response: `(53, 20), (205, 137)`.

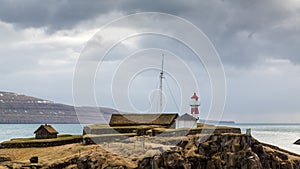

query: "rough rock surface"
(1, 134), (300, 169)
(138, 134), (300, 169)
(0, 156), (11, 163)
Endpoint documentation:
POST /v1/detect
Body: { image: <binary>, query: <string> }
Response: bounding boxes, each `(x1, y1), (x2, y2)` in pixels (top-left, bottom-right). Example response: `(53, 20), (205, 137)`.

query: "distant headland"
(0, 91), (235, 124)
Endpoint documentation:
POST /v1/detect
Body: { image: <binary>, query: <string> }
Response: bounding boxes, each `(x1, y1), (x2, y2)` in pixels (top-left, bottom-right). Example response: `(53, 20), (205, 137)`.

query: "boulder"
(0, 156), (11, 162)
(30, 156), (38, 163)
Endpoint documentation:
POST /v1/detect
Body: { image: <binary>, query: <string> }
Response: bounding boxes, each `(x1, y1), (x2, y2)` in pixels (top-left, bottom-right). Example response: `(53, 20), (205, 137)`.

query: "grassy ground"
(0, 135), (83, 149)
(0, 143), (136, 168)
(0, 141), (160, 168)
(0, 143), (85, 163)
(2, 134), (82, 143)
(1, 135), (82, 144)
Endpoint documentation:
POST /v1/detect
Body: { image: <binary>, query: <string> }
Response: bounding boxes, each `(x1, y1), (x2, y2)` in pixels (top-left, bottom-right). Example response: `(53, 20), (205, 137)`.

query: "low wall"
(84, 125), (164, 135)
(83, 133), (136, 145)
(83, 127), (241, 145)
(0, 136), (82, 149)
(152, 127), (241, 137)
(85, 125), (241, 137)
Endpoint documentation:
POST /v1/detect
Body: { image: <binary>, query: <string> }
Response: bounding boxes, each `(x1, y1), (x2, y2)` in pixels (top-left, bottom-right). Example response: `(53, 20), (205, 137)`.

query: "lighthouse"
(190, 92), (200, 119)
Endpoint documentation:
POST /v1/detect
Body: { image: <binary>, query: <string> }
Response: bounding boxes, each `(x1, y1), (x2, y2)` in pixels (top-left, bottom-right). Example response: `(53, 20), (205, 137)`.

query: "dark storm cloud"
(1, 0), (299, 65)
(0, 0), (297, 31)
(0, 0), (118, 31)
(0, 0), (193, 31)
(200, 0), (300, 65)
(0, 0), (216, 31)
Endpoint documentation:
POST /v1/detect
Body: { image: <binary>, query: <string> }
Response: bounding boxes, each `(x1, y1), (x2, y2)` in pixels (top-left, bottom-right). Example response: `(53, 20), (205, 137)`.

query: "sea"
(0, 124), (85, 142)
(223, 123), (300, 155)
(0, 123), (299, 155)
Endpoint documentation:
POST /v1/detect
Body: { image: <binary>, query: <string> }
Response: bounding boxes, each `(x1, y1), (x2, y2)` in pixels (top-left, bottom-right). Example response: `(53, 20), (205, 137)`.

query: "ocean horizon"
(0, 123), (299, 155)
(224, 123), (300, 155)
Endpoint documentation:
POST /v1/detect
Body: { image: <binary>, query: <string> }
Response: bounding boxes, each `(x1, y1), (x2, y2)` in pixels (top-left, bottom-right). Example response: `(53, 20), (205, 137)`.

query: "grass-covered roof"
(109, 113), (178, 126)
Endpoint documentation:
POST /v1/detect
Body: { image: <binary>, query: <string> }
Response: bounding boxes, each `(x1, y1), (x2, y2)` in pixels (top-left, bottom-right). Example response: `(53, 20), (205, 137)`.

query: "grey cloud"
(0, 0), (191, 32)
(0, 0), (118, 32)
(1, 0), (300, 122)
(198, 0), (300, 66)
(1, 0), (299, 65)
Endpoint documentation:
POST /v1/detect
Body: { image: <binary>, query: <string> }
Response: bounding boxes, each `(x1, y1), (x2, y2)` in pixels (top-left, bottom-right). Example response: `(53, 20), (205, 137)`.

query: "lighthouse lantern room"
(190, 92), (200, 119)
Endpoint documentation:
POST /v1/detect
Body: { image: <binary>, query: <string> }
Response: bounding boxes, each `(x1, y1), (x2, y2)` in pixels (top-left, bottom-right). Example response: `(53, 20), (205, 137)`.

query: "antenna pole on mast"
(159, 54), (164, 113)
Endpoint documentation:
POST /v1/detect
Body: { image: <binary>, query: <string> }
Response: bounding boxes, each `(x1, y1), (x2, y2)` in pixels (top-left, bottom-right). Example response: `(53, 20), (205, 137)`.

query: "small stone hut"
(34, 124), (58, 139)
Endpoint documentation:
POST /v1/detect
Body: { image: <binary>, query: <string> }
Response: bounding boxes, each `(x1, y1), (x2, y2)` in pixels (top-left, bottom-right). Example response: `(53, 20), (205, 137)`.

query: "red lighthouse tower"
(190, 92), (200, 118)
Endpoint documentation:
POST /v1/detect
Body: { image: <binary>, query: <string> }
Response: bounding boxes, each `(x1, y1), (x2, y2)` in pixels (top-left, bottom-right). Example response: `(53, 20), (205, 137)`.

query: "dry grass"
(2, 135), (82, 144)
(84, 124), (110, 129)
(0, 143), (138, 168)
(0, 143), (87, 163)
(0, 138), (177, 168)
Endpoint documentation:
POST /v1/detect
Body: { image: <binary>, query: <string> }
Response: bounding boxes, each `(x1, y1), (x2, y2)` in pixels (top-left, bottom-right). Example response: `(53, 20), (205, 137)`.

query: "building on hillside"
(109, 113), (178, 128)
(175, 113), (198, 129)
(34, 124), (58, 139)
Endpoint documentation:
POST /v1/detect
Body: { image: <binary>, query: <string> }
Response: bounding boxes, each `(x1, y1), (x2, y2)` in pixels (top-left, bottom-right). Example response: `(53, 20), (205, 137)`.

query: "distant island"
(0, 91), (235, 125)
(199, 119), (235, 124)
(0, 91), (113, 124)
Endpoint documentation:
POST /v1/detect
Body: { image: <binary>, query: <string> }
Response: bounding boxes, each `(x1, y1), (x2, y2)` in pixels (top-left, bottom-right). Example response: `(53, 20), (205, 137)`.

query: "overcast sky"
(0, 0), (300, 123)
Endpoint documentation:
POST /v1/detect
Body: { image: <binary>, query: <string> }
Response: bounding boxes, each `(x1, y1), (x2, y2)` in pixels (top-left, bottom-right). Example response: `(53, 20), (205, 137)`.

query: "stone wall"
(0, 137), (82, 148)
(83, 133), (136, 144)
(152, 127), (241, 137)
(85, 125), (241, 137)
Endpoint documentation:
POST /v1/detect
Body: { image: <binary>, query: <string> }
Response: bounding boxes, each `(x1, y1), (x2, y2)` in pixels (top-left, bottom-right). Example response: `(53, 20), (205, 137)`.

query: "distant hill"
(199, 119), (235, 125)
(0, 91), (236, 124)
(0, 91), (115, 124)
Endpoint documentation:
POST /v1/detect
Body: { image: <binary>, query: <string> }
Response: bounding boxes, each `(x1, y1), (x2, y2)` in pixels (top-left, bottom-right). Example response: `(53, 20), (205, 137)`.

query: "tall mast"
(159, 54), (164, 113)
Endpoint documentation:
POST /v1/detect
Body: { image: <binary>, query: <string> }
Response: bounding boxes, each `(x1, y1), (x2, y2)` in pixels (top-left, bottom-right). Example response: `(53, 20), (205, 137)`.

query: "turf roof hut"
(109, 113), (178, 128)
(34, 124), (58, 139)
